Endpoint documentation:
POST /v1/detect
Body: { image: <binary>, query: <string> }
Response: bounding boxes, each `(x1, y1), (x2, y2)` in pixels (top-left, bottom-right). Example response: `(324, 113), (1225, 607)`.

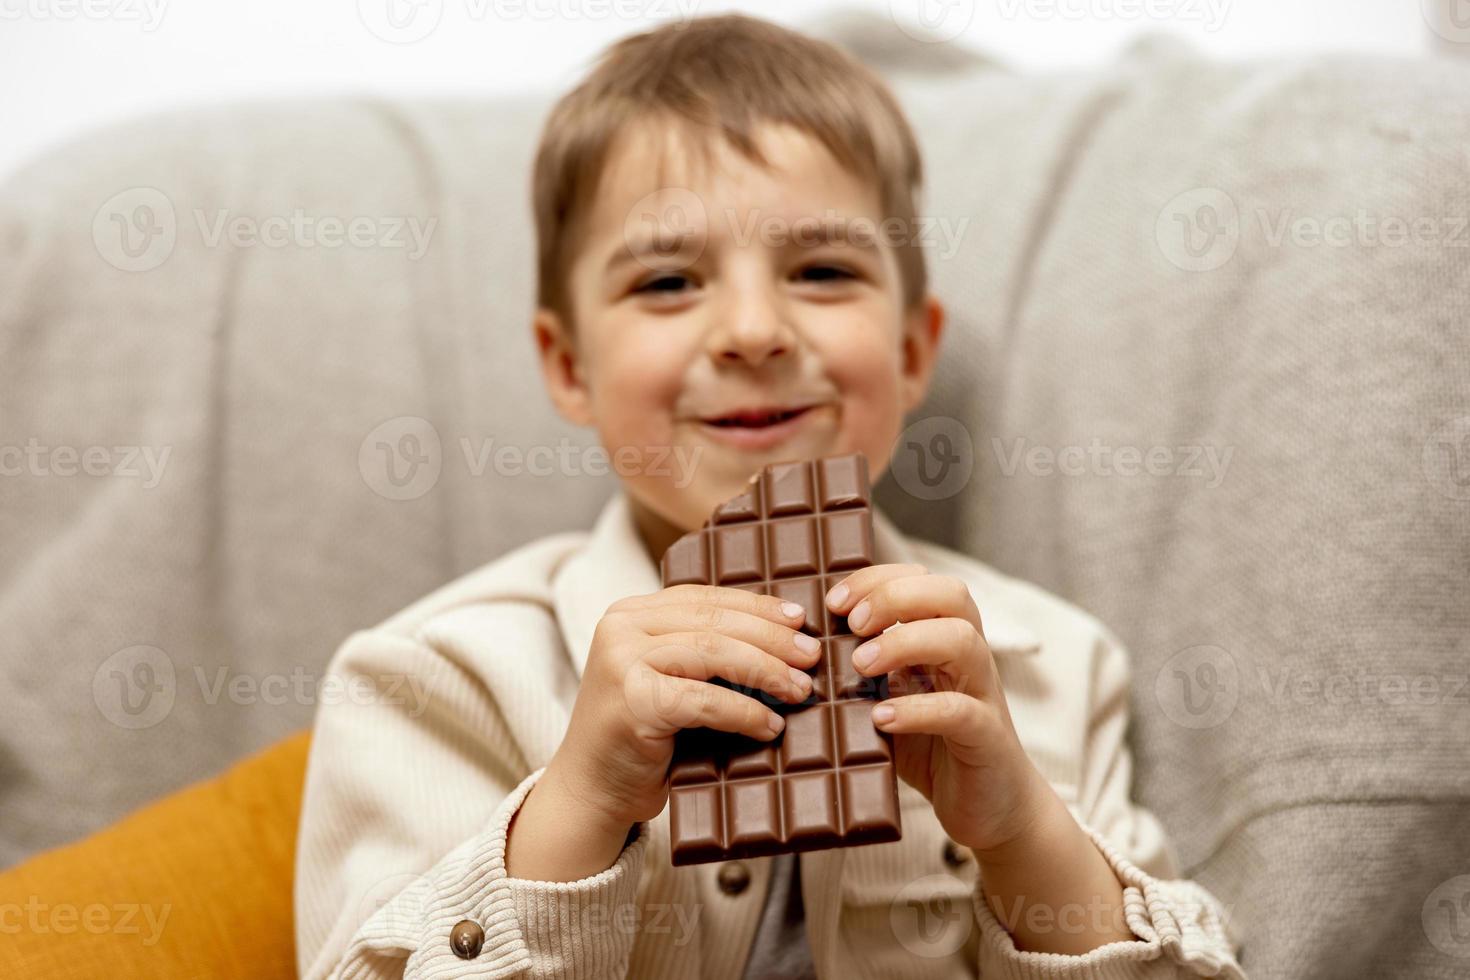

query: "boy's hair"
(532, 13), (928, 330)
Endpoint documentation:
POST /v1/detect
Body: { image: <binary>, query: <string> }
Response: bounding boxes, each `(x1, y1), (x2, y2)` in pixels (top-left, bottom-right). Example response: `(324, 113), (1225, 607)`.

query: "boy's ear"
(533, 308), (594, 427)
(900, 294), (946, 412)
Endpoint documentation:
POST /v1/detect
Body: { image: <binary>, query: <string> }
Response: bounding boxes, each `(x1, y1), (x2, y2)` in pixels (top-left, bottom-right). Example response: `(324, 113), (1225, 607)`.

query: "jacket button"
(943, 840), (970, 869)
(450, 919), (485, 960)
(717, 861), (751, 896)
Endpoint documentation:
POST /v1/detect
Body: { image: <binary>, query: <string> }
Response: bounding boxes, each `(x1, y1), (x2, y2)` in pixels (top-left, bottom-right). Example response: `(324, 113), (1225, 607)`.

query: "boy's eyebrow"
(604, 213), (881, 276)
(604, 230), (704, 277)
(779, 215), (883, 251)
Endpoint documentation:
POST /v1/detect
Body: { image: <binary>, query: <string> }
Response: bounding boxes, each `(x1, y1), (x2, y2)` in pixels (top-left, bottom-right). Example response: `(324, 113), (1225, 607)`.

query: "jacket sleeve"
(294, 625), (650, 980)
(972, 626), (1248, 979)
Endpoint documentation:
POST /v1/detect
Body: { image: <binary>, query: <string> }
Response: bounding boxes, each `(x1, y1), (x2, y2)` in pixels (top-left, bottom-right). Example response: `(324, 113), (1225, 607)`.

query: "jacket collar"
(552, 491), (1040, 679)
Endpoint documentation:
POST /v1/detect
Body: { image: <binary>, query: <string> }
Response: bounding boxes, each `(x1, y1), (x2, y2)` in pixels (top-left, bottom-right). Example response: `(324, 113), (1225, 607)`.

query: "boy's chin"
(627, 485), (709, 530)
(638, 485), (736, 539)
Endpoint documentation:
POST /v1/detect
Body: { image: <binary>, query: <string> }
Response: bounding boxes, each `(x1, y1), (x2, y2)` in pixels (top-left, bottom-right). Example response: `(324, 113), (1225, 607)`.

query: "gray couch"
(1, 14), (1466, 979)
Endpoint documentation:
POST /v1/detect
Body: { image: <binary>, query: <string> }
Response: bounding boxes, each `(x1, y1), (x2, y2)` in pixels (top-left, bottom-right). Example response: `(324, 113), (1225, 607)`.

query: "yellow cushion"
(0, 729), (310, 979)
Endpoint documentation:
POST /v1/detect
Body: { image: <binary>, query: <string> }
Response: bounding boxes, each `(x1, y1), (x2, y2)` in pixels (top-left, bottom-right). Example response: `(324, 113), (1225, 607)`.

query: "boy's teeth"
(714, 408), (799, 428)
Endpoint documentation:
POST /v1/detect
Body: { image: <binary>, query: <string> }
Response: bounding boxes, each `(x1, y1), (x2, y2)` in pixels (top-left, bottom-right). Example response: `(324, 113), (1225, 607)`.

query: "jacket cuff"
(379, 767), (646, 979)
(389, 767), (542, 978)
(972, 821), (1245, 980)
(503, 812), (650, 977)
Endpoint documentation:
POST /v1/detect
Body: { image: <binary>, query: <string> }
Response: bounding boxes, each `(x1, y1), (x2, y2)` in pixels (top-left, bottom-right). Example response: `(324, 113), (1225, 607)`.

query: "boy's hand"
(825, 564), (1055, 860)
(549, 584), (819, 829)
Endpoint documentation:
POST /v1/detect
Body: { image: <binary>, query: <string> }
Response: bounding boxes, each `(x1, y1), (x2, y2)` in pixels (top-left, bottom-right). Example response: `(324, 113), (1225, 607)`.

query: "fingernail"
(872, 703), (895, 725)
(788, 667), (812, 694)
(793, 632), (820, 657)
(848, 600), (870, 631)
(852, 640), (879, 672)
(826, 583), (849, 609)
(767, 713), (785, 735)
(781, 601), (805, 621)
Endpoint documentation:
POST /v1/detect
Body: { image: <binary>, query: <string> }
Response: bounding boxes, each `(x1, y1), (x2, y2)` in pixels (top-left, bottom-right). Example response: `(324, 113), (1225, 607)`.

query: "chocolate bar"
(659, 452), (902, 866)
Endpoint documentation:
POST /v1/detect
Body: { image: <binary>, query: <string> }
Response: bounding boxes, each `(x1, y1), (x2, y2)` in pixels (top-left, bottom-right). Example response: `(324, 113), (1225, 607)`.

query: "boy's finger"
(644, 633), (813, 706)
(824, 563), (929, 614)
(633, 583), (809, 627)
(639, 606), (822, 667)
(870, 690), (985, 746)
(654, 674), (787, 741)
(843, 573), (982, 638)
(848, 618), (990, 700)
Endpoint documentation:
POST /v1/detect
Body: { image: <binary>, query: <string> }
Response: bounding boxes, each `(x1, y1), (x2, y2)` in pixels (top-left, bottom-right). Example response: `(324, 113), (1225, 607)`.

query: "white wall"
(0, 0), (1457, 181)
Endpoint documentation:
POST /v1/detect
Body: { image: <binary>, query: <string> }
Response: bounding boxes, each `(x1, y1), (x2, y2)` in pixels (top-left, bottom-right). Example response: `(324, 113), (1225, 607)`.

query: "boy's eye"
(797, 264), (857, 283)
(633, 274), (692, 294)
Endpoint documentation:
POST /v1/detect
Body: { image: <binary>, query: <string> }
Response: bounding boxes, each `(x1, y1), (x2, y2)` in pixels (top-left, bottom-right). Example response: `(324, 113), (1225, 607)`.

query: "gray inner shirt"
(740, 852), (818, 980)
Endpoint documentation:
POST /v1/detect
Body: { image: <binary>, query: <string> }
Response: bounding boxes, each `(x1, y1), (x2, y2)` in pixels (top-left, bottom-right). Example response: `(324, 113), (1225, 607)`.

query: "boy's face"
(535, 120), (944, 550)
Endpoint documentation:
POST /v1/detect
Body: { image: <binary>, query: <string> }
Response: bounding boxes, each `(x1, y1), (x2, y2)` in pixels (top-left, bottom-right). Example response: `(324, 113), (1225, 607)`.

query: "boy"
(295, 14), (1245, 979)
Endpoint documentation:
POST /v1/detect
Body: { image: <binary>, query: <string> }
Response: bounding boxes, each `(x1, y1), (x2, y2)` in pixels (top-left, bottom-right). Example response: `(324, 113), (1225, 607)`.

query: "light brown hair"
(531, 13), (928, 330)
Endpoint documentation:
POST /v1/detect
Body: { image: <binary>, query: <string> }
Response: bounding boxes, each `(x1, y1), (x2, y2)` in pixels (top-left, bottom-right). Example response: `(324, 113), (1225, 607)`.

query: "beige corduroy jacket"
(294, 492), (1245, 980)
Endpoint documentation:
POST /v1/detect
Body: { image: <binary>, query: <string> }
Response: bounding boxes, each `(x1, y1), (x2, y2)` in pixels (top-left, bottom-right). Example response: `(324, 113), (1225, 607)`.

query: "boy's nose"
(708, 291), (797, 368)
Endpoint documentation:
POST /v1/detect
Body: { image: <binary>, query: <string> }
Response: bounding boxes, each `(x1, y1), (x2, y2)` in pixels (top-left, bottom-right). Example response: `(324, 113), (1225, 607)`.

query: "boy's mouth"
(693, 403), (825, 450)
(700, 405), (813, 429)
